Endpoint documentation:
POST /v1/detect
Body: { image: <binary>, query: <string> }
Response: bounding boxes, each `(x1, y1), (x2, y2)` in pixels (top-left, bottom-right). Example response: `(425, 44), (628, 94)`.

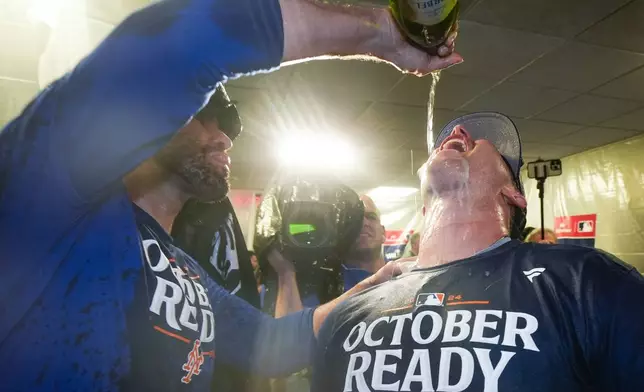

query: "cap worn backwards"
(433, 112), (526, 238)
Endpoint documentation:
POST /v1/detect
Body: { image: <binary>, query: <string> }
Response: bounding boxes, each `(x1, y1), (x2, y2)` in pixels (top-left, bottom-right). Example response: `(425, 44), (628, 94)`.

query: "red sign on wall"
(384, 230), (414, 245)
(554, 214), (597, 238)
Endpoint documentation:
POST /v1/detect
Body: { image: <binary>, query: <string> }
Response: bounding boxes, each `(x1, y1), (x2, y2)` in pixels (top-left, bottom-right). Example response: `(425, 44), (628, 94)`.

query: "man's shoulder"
(324, 244), (639, 329)
(511, 242), (635, 277)
(173, 198), (234, 231)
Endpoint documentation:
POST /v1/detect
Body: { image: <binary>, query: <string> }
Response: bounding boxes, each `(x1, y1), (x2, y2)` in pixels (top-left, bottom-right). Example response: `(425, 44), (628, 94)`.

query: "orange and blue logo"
(181, 339), (205, 384)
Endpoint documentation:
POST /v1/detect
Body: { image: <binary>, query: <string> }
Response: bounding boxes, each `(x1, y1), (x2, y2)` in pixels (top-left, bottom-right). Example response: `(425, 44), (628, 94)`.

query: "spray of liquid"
(415, 71), (477, 268)
(417, 162), (475, 268)
(424, 69), (471, 207)
(426, 71), (441, 153)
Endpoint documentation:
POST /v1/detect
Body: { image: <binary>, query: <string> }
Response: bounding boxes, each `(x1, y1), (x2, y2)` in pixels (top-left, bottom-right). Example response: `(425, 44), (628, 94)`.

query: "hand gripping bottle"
(390, 0), (460, 55)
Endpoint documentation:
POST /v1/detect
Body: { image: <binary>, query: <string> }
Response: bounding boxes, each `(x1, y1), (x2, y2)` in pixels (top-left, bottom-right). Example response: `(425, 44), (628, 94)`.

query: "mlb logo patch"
(415, 293), (445, 307)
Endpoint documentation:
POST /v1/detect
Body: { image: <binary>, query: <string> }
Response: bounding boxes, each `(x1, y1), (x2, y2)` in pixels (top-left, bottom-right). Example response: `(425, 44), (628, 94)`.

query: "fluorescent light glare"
(277, 133), (357, 171)
(367, 187), (419, 200)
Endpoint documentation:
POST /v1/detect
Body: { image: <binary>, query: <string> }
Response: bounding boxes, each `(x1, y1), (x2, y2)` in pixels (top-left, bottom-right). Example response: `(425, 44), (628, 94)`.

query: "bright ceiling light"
(277, 132), (357, 171)
(367, 186), (419, 200)
(28, 0), (71, 27)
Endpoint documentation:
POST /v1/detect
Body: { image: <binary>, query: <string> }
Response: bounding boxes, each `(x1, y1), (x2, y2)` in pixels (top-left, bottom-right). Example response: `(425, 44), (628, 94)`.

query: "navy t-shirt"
(300, 267), (373, 308)
(312, 240), (644, 392)
(0, 0), (316, 390)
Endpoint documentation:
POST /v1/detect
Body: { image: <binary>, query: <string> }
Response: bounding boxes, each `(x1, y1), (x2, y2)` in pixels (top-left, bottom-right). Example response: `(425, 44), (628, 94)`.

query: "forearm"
(252, 309), (316, 376)
(216, 303), (315, 376)
(207, 272), (315, 376)
(280, 0), (391, 63)
(274, 270), (304, 318)
(312, 278), (371, 336)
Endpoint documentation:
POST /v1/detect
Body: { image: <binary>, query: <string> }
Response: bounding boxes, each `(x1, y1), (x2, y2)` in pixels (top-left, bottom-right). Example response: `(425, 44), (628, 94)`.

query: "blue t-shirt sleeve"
(310, 303), (340, 392)
(1, 0), (283, 204)
(203, 273), (316, 377)
(584, 252), (644, 391)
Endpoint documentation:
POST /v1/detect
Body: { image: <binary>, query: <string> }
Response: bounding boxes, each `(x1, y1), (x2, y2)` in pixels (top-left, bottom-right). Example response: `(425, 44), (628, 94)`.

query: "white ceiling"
(2, 0), (644, 190)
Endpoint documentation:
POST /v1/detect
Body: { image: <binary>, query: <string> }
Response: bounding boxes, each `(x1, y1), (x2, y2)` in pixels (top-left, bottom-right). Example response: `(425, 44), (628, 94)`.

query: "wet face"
(355, 196), (386, 251)
(423, 126), (515, 202)
(155, 118), (232, 202)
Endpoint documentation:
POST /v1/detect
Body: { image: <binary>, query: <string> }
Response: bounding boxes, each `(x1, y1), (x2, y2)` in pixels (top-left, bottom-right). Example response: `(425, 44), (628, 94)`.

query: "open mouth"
(442, 138), (468, 152)
(439, 130), (473, 154)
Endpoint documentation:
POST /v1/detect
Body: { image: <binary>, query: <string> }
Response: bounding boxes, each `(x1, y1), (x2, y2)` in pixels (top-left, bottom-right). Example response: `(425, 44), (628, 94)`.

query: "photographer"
(342, 195), (387, 291)
(263, 194), (387, 315)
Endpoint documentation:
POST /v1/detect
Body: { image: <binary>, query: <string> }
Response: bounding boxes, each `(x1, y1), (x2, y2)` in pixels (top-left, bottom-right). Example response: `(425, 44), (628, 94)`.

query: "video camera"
(254, 175), (364, 310)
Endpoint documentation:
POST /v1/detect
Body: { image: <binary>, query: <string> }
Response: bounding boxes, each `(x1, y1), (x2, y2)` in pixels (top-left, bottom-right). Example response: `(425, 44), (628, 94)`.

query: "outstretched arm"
(280, 0), (460, 72)
(209, 255), (405, 376)
(312, 259), (404, 335)
(3, 0), (460, 205)
(207, 273), (314, 377)
(1, 0), (287, 209)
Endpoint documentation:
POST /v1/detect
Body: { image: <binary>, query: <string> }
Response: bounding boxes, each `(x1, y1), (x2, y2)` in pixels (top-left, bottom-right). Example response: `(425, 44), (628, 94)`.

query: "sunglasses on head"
(195, 101), (243, 141)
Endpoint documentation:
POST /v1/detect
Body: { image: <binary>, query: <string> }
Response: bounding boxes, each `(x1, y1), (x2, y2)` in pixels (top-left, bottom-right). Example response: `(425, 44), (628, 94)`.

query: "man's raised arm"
(43, 0), (286, 198)
(279, 0), (460, 72)
(2, 0), (461, 202)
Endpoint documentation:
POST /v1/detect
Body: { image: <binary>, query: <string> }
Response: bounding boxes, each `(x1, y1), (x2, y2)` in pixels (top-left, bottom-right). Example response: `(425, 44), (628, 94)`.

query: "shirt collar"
(473, 237), (512, 256)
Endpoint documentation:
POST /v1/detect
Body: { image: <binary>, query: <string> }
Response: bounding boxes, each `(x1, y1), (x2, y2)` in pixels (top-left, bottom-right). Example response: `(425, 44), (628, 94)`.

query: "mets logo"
(181, 339), (205, 384)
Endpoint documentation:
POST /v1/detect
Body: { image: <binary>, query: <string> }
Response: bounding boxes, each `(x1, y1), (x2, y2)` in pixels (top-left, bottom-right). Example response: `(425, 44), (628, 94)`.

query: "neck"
(345, 247), (385, 273)
(124, 161), (190, 233)
(417, 194), (511, 268)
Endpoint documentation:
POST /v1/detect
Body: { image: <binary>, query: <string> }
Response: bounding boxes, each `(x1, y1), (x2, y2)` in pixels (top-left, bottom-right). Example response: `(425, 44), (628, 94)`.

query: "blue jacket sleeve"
(0, 0), (283, 203)
(204, 274), (316, 377)
(583, 252), (644, 391)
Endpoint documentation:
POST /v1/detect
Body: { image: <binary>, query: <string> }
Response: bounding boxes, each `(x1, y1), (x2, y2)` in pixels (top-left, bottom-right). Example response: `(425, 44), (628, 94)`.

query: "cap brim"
(433, 112), (523, 180)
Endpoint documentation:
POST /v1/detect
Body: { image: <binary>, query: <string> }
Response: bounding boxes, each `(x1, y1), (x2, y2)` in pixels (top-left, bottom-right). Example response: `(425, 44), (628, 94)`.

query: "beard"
(155, 133), (230, 203)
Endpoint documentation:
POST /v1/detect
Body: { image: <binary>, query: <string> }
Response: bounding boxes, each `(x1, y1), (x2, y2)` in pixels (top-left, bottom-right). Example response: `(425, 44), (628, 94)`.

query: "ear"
(380, 225), (386, 243)
(501, 185), (527, 209)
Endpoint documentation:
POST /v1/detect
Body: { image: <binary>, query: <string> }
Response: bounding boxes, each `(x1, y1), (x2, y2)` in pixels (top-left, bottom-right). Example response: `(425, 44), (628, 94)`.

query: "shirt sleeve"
(0, 0), (284, 205)
(204, 273), (316, 377)
(310, 304), (339, 392)
(583, 251), (644, 391)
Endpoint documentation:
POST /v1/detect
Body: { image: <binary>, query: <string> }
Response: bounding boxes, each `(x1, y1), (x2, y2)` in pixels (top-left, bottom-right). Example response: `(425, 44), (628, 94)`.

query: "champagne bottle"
(390, 0), (460, 55)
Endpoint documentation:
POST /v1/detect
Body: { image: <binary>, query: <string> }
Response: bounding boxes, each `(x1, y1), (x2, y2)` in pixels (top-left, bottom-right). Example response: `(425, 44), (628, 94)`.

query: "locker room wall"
(521, 134), (644, 272)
